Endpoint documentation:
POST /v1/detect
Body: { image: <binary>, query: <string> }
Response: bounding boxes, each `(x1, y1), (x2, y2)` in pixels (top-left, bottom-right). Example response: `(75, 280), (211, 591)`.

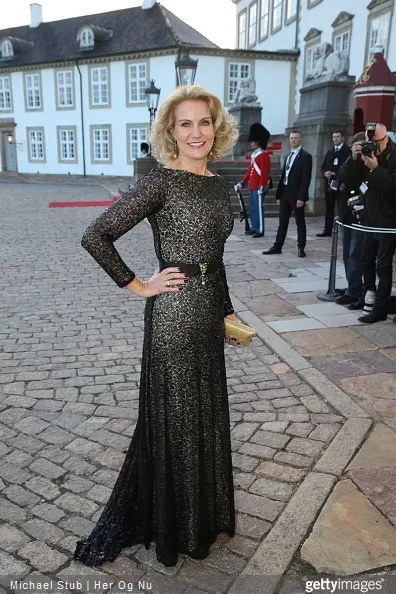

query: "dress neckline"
(162, 167), (217, 178)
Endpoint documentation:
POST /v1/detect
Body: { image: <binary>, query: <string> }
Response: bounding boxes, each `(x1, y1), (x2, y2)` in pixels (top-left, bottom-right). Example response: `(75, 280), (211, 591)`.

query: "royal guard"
(234, 123), (271, 237)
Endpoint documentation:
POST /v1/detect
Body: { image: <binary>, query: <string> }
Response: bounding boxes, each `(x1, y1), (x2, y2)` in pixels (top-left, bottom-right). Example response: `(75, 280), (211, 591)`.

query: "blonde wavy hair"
(150, 84), (239, 164)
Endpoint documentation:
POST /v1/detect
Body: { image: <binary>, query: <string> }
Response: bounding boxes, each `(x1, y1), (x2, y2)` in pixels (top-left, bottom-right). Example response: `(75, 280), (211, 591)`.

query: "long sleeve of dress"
(220, 261), (234, 316)
(81, 169), (165, 288)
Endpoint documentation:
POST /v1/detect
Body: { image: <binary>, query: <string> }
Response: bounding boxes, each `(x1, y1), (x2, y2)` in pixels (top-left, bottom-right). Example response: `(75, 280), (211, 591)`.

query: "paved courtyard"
(1, 180), (396, 594)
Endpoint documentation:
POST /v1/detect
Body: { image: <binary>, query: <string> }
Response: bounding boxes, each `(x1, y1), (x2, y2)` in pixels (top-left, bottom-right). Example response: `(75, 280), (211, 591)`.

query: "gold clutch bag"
(224, 318), (256, 346)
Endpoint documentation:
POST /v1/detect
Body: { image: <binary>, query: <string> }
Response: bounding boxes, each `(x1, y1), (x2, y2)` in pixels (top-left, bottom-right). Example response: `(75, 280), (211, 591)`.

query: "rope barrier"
(336, 220), (396, 234)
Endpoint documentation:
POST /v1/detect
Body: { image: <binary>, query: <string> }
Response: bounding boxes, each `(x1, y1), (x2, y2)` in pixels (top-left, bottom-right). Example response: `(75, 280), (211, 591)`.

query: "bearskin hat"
(248, 123), (270, 149)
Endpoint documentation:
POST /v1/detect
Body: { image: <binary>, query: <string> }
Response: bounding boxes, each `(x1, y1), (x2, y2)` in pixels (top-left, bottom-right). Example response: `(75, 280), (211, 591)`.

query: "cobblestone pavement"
(0, 182), (394, 594)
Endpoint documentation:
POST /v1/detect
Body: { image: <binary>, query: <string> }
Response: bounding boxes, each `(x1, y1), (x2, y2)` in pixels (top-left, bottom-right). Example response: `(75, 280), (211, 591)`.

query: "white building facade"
(233, 0), (396, 123)
(0, 1), (296, 176)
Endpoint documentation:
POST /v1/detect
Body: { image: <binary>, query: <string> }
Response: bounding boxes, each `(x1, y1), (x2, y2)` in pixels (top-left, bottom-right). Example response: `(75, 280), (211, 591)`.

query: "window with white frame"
(0, 76), (11, 110)
(272, 0), (283, 31)
(57, 71), (73, 107)
(59, 129), (75, 160)
(259, 0), (269, 40)
(248, 2), (258, 46)
(334, 30), (350, 54)
(286, 0), (297, 22)
(238, 11), (247, 49)
(368, 12), (391, 61)
(306, 43), (320, 77)
(25, 73), (41, 109)
(130, 127), (148, 160)
(93, 128), (110, 161)
(28, 129), (44, 160)
(228, 62), (251, 104)
(81, 28), (94, 49)
(91, 67), (108, 106)
(128, 63), (147, 103)
(2, 40), (13, 58)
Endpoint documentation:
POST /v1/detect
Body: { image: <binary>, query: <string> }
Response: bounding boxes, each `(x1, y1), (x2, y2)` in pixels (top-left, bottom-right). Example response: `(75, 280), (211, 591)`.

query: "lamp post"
(145, 79), (161, 130)
(175, 50), (198, 86)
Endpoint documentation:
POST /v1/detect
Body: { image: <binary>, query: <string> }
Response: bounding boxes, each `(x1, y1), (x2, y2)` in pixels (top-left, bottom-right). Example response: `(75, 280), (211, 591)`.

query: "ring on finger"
(165, 280), (170, 287)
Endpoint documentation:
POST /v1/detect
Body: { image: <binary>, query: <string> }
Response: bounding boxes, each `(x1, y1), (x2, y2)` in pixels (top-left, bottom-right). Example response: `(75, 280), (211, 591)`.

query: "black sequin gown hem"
(74, 526), (236, 568)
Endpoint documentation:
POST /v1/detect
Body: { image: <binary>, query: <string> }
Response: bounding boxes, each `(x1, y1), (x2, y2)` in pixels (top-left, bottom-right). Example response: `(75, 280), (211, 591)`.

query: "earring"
(209, 138), (216, 158)
(173, 140), (178, 159)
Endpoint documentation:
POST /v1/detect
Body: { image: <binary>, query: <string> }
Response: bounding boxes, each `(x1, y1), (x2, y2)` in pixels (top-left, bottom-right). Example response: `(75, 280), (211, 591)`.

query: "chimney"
(142, 0), (157, 9)
(30, 3), (43, 28)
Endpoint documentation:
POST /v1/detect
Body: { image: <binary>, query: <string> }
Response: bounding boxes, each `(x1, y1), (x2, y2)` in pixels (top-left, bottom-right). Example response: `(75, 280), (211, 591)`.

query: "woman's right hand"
(126, 267), (188, 297)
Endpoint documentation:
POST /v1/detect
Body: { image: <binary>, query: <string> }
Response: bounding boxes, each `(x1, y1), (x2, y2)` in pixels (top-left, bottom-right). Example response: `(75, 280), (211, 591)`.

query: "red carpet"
(48, 197), (120, 208)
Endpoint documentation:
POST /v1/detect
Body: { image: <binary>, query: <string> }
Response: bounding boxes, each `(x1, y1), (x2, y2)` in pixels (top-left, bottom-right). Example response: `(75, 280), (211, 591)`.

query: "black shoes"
(263, 246), (305, 256)
(348, 299), (364, 310)
(316, 231), (332, 237)
(252, 232), (264, 238)
(358, 311), (388, 324)
(262, 246), (282, 255)
(245, 229), (256, 235)
(335, 294), (360, 306)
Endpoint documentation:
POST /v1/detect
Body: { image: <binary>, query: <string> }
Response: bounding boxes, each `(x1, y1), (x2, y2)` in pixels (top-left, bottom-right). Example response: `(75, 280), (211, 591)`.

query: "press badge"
(333, 158), (338, 166)
(360, 182), (368, 194)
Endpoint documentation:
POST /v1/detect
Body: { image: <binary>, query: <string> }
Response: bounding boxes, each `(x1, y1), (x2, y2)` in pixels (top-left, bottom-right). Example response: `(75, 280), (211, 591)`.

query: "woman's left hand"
(226, 313), (238, 322)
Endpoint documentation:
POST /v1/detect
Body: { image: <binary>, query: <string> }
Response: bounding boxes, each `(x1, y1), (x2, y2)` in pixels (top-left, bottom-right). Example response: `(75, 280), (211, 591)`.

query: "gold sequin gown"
(74, 168), (235, 567)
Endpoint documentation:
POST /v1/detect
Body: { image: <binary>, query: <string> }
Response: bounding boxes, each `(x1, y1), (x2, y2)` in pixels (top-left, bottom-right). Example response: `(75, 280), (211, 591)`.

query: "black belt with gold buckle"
(159, 260), (221, 285)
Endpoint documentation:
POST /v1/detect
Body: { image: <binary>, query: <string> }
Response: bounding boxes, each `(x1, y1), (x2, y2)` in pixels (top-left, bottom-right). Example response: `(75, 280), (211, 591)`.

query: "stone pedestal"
(132, 157), (159, 184)
(228, 104), (262, 158)
(291, 77), (355, 214)
(295, 77), (355, 127)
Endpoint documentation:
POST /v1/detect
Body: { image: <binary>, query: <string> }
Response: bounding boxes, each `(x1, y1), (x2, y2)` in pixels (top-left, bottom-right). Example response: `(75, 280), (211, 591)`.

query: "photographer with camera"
(317, 131), (351, 238)
(338, 123), (396, 323)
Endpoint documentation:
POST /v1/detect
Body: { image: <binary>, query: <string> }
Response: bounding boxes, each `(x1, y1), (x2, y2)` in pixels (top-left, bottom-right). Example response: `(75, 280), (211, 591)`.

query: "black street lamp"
(145, 79), (161, 129)
(175, 50), (198, 86)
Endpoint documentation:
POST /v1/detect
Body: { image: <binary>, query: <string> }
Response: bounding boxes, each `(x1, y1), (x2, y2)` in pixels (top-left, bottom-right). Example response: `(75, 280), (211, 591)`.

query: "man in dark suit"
(262, 130), (312, 258)
(317, 130), (351, 237)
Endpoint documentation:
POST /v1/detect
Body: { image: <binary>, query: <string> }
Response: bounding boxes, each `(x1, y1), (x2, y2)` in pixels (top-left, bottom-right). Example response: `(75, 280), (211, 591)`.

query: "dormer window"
(2, 40), (13, 59)
(1, 37), (33, 60)
(81, 28), (94, 49)
(77, 24), (112, 51)
(81, 29), (94, 47)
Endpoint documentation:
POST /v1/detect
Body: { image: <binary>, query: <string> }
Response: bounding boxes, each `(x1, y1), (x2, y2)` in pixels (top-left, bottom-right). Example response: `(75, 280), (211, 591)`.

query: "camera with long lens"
(361, 122), (377, 157)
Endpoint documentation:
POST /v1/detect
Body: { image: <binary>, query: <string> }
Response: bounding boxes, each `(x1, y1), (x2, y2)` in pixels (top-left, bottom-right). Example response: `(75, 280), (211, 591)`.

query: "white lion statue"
(306, 42), (349, 81)
(325, 49), (350, 76)
(233, 77), (258, 104)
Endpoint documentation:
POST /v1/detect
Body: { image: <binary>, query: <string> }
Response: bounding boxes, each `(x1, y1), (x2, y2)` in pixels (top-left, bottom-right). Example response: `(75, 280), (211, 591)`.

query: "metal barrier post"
(317, 216), (341, 302)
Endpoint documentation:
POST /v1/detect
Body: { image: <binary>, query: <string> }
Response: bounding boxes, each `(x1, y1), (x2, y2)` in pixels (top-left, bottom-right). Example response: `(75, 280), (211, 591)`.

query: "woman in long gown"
(74, 84), (239, 567)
